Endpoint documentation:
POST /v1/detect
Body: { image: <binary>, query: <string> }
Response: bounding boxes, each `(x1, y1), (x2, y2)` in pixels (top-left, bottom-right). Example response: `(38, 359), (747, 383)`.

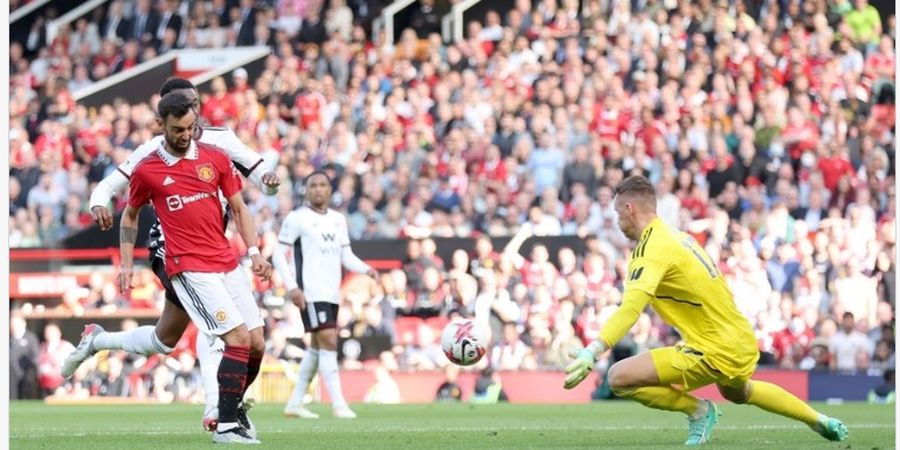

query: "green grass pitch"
(10, 401), (895, 449)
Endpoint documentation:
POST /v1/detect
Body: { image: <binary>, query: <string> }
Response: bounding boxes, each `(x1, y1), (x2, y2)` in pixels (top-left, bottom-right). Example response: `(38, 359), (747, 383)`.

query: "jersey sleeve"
(89, 169), (129, 208)
(127, 171), (150, 208)
(277, 212), (302, 245)
(117, 138), (160, 178)
(217, 155), (244, 199)
(205, 128), (264, 177)
(340, 214), (351, 246)
(623, 253), (670, 297)
(599, 289), (652, 348)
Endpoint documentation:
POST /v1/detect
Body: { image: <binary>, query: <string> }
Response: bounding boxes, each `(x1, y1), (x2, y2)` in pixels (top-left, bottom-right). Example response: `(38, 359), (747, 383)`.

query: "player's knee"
(316, 330), (338, 351)
(153, 324), (181, 350)
(158, 335), (179, 350)
(717, 384), (751, 404)
(249, 330), (265, 357)
(222, 326), (251, 348)
(607, 363), (632, 392)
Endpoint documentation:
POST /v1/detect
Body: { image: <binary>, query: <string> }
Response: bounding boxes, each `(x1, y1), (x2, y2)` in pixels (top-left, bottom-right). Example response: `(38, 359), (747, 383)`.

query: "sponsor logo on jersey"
(197, 163), (215, 182)
(319, 246), (341, 255)
(163, 176), (175, 186)
(165, 192), (213, 211)
(322, 232), (336, 242)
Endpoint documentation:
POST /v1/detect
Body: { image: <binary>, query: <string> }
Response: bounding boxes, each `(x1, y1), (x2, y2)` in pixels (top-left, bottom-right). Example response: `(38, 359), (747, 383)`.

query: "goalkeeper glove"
(564, 340), (608, 390)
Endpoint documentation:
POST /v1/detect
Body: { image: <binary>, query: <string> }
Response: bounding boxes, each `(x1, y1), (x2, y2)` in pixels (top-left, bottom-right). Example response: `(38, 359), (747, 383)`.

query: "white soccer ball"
(441, 320), (487, 366)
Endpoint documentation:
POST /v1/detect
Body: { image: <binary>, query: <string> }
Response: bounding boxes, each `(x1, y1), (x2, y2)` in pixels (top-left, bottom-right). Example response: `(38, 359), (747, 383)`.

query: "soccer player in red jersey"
(67, 78), (278, 435)
(121, 92), (270, 444)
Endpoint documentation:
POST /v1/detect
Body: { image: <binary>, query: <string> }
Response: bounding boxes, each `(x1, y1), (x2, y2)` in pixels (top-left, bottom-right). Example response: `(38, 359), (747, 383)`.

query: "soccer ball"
(441, 320), (487, 366)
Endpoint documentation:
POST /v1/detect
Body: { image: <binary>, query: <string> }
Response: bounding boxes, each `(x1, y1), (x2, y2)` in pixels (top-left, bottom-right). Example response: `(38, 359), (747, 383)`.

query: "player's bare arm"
(227, 192), (272, 281)
(272, 213), (305, 310)
(287, 288), (307, 310)
(118, 205), (141, 293)
(340, 241), (377, 279)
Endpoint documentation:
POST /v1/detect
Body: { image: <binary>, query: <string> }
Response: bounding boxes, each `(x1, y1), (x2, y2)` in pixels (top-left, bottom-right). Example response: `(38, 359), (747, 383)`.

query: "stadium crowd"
(8, 0), (896, 401)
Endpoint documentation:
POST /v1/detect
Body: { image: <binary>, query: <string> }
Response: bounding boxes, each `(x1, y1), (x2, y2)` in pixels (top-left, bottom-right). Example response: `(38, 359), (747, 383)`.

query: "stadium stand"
(8, 0), (896, 402)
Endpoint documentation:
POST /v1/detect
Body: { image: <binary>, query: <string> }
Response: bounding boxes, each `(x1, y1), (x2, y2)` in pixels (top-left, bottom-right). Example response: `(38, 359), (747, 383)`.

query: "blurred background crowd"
(8, 0), (896, 402)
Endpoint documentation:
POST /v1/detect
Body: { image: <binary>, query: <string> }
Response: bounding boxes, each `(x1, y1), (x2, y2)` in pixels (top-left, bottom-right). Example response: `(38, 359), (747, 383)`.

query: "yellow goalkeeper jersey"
(610, 217), (758, 378)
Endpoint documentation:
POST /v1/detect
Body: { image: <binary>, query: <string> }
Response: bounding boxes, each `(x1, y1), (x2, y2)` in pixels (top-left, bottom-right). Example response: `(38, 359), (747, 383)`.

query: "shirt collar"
(156, 140), (198, 166)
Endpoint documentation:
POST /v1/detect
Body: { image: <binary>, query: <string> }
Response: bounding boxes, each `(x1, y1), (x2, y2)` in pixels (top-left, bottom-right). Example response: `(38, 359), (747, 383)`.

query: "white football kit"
(274, 206), (372, 305)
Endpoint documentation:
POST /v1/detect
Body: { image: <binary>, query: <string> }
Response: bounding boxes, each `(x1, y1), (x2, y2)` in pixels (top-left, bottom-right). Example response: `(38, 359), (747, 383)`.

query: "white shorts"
(170, 267), (263, 336)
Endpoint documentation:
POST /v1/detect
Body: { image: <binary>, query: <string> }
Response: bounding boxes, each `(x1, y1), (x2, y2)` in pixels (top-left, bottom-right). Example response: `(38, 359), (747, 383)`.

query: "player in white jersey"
(273, 171), (377, 419)
(62, 78), (277, 434)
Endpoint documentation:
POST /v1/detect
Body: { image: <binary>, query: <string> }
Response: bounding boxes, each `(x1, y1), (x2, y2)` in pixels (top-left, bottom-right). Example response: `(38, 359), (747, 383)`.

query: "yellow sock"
(614, 386), (700, 415)
(746, 381), (820, 426)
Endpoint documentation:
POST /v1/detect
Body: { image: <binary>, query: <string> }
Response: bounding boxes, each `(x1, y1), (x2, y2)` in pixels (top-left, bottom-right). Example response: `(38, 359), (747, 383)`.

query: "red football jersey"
(128, 141), (242, 276)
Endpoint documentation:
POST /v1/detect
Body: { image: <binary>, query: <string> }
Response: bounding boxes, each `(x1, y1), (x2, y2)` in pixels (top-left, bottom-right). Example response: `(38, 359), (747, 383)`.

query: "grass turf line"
(10, 401), (894, 449)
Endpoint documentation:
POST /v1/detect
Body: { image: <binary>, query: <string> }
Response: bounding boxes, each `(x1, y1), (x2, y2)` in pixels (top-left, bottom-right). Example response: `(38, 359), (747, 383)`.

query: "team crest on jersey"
(215, 309), (228, 323)
(197, 164), (215, 182)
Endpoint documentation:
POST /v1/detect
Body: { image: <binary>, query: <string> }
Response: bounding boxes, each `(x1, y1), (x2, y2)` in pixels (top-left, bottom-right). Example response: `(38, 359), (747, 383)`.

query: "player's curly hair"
(159, 77), (195, 97)
(305, 170), (332, 185)
(157, 92), (194, 120)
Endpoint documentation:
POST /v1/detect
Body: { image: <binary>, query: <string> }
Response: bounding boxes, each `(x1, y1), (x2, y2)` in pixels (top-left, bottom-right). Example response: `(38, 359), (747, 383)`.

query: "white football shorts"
(170, 267), (263, 336)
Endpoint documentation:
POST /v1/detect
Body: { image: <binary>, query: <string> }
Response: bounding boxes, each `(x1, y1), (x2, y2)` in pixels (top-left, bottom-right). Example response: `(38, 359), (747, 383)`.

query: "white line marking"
(10, 423), (894, 439)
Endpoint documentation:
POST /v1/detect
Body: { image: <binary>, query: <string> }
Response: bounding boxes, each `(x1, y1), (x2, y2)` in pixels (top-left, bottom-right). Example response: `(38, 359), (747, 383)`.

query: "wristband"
(586, 340), (608, 360)
(248, 246), (260, 257)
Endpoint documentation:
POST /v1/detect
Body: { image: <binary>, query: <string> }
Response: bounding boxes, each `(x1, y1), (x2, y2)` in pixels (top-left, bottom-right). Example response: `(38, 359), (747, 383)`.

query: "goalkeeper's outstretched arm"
(564, 289), (652, 389)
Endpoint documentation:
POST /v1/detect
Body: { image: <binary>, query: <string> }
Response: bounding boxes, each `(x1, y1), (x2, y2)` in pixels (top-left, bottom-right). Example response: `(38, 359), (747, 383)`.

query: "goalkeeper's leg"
(608, 348), (720, 446)
(719, 381), (848, 441)
(607, 352), (701, 415)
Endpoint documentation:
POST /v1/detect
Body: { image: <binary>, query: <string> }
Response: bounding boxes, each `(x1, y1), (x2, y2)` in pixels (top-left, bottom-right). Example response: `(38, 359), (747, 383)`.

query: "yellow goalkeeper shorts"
(649, 345), (753, 391)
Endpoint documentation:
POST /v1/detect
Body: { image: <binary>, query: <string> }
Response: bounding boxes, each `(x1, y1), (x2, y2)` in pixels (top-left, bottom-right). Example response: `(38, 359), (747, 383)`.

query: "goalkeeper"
(564, 176), (848, 446)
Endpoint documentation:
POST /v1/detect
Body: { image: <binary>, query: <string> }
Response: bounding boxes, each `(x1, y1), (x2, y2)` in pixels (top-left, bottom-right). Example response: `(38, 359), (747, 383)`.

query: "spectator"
(529, 132), (566, 195)
(131, 0), (160, 45)
(69, 18), (101, 57)
(829, 312), (873, 373)
(867, 369), (895, 404)
(845, 0), (882, 50)
(96, 355), (130, 397)
(10, 312), (40, 399)
(155, 0), (183, 44)
(364, 366), (401, 404)
(200, 76), (237, 126)
(799, 338), (833, 372)
(765, 239), (802, 294)
(561, 145), (597, 203)
(6, 0), (896, 400)
(409, 0), (441, 39)
(490, 323), (529, 370)
(409, 267), (449, 318)
(870, 339), (895, 376)
(37, 322), (75, 396)
(296, 4), (326, 45)
(325, 0), (354, 42)
(235, 0), (258, 46)
(470, 368), (507, 404)
(404, 324), (445, 370)
(100, 0), (133, 42)
(435, 365), (463, 402)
